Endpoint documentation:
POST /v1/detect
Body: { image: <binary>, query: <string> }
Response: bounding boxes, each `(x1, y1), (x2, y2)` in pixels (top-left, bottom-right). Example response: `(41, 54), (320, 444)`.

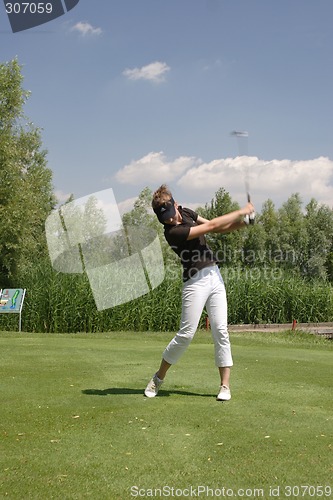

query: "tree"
(242, 220), (267, 268)
(197, 187), (244, 266)
(260, 199), (280, 266)
(122, 187), (157, 228)
(277, 193), (309, 272)
(122, 187), (177, 263)
(0, 59), (55, 285)
(305, 199), (333, 279)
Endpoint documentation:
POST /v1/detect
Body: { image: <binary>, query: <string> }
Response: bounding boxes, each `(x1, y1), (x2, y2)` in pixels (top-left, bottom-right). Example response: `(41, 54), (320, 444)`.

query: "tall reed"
(5, 259), (333, 333)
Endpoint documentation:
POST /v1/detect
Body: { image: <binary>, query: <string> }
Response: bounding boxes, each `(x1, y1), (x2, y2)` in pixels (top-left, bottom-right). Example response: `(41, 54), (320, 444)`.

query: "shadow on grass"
(82, 388), (215, 398)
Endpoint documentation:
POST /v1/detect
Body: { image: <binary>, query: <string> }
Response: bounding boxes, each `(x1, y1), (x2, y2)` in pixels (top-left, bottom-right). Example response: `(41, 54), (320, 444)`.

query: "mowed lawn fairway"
(0, 331), (332, 500)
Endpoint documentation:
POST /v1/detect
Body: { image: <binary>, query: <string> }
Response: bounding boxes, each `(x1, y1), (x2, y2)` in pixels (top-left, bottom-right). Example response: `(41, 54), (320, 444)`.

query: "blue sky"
(1, 0), (333, 214)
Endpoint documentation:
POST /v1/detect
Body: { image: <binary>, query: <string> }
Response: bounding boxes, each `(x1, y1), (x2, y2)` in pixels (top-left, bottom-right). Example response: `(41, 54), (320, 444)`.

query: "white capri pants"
(163, 265), (233, 368)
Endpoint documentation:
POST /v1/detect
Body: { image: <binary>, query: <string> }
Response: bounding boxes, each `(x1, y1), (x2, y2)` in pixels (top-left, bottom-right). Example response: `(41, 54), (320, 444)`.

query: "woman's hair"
(152, 184), (173, 209)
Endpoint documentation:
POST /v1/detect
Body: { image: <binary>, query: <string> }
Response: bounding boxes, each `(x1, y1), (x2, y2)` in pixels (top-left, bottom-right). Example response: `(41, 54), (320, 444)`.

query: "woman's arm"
(197, 215), (244, 232)
(216, 220), (245, 234)
(187, 203), (254, 240)
(196, 215), (210, 224)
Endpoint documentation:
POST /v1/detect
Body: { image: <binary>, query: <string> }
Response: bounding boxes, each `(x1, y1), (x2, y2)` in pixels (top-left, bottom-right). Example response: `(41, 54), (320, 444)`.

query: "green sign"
(0, 289), (26, 331)
(0, 289), (25, 313)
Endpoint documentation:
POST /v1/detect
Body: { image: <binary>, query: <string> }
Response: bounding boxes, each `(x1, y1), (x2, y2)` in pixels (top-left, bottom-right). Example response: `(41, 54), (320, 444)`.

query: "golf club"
(230, 130), (255, 224)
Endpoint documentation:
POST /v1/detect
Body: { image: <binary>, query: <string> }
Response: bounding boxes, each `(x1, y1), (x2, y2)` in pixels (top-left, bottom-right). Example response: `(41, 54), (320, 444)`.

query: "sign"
(0, 288), (26, 331)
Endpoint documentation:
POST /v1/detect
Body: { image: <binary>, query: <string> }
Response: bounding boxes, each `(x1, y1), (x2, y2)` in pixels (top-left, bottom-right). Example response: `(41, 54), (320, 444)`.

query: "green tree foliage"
(121, 186), (178, 267)
(305, 199), (333, 280)
(277, 193), (309, 271)
(197, 187), (244, 266)
(0, 59), (55, 286)
(126, 186), (333, 283)
(242, 220), (267, 268)
(194, 187), (333, 282)
(54, 195), (109, 271)
(260, 199), (280, 264)
(122, 187), (156, 228)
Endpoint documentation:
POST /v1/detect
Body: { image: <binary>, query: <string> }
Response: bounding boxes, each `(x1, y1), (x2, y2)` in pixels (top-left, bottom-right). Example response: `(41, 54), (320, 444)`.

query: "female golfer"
(145, 185), (255, 401)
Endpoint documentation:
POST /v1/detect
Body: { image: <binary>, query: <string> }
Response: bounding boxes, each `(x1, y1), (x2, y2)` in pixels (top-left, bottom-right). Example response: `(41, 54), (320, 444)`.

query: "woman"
(145, 185), (255, 401)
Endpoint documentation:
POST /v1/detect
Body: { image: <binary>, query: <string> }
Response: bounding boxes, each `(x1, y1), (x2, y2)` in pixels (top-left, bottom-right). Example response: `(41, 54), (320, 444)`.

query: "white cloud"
(177, 156), (333, 209)
(71, 21), (102, 36)
(115, 151), (198, 185)
(116, 152), (333, 210)
(123, 61), (170, 83)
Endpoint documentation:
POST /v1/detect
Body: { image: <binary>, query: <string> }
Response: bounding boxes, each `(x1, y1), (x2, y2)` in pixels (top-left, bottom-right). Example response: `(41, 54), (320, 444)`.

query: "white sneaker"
(216, 385), (231, 401)
(144, 374), (163, 398)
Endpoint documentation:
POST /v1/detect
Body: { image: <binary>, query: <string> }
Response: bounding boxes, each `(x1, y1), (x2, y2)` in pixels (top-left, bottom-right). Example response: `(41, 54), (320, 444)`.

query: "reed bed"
(2, 259), (333, 333)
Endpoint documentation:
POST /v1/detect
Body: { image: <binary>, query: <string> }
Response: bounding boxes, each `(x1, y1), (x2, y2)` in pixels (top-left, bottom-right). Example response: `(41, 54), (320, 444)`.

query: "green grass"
(0, 331), (332, 499)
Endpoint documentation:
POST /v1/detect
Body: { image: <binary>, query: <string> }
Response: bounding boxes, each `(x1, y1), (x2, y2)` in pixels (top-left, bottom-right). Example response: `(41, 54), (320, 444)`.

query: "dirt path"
(228, 322), (333, 338)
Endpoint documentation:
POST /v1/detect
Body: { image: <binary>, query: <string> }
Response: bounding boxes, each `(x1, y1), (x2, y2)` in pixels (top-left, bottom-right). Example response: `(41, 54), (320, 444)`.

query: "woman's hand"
(239, 202), (255, 216)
